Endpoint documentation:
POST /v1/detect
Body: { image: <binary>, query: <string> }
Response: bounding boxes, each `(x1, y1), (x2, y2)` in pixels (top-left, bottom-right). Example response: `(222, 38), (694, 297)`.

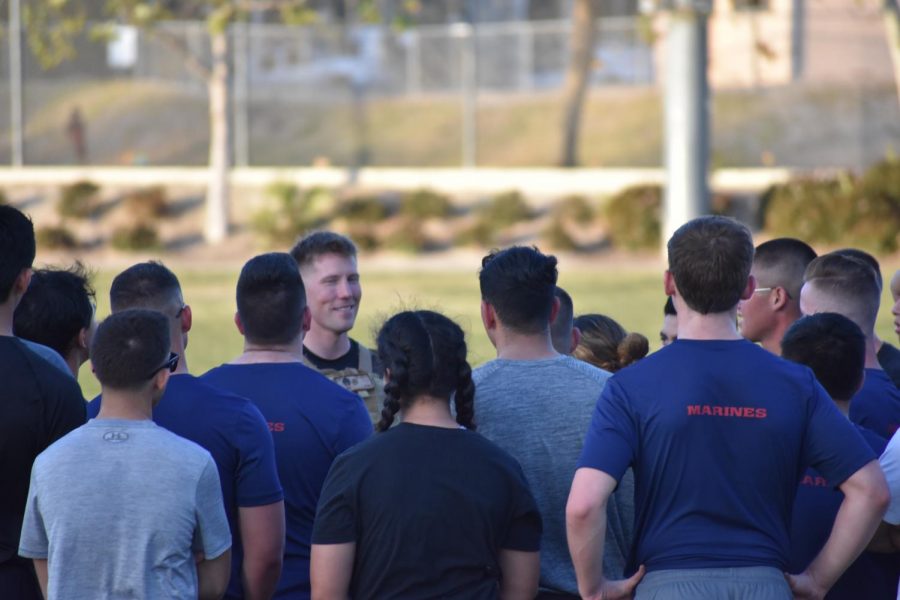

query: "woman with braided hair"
(310, 310), (542, 600)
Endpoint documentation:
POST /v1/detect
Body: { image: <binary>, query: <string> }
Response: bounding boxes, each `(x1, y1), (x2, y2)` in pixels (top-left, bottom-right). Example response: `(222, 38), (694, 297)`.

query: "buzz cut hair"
(290, 231), (357, 270)
(803, 252), (881, 334)
(753, 238), (817, 301)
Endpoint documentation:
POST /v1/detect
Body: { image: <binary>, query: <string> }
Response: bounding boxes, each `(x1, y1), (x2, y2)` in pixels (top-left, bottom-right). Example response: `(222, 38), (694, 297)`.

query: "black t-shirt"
(878, 342), (900, 388)
(303, 339), (384, 375)
(312, 422), (542, 600)
(0, 337), (85, 565)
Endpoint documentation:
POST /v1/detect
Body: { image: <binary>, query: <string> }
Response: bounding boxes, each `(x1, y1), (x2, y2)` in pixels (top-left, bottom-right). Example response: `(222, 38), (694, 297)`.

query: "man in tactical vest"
(290, 231), (384, 420)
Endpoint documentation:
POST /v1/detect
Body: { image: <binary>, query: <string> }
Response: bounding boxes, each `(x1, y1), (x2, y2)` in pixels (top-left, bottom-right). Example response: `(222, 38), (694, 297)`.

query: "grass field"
(77, 263), (900, 400)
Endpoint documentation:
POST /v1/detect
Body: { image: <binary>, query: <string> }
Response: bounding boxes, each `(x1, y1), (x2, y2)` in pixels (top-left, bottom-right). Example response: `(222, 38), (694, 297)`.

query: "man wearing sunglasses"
(88, 262), (285, 600)
(19, 310), (232, 599)
(738, 237), (816, 355)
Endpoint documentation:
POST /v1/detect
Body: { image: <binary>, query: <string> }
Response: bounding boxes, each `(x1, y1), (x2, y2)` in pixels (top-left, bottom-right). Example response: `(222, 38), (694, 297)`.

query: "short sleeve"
(44, 377), (86, 446)
(194, 458), (232, 559)
(802, 376), (876, 488)
(880, 432), (900, 524)
(311, 454), (358, 545)
(235, 403), (284, 507)
(501, 464), (542, 552)
(333, 395), (373, 455)
(18, 464), (48, 559)
(576, 379), (638, 481)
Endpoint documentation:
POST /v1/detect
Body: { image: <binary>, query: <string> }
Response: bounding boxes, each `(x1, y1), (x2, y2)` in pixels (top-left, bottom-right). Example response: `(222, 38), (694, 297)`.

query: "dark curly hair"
(375, 310), (475, 432)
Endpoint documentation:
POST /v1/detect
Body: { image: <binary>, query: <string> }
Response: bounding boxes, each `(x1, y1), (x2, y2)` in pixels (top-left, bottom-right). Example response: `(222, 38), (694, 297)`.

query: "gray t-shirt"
(474, 355), (635, 594)
(19, 419), (231, 599)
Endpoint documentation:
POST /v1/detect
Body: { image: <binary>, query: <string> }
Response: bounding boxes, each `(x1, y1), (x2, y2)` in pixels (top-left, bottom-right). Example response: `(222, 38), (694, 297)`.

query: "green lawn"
(77, 264), (900, 399)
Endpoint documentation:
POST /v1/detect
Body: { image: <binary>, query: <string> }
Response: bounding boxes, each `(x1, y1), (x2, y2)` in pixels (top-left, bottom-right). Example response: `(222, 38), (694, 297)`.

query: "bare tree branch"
(146, 26), (212, 80)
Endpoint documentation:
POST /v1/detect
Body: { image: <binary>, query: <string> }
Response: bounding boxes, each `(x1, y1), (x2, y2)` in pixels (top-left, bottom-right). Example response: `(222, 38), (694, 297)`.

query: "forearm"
(566, 498), (608, 597)
(197, 550), (232, 600)
(33, 559), (48, 599)
(242, 556), (282, 600)
(806, 487), (887, 590)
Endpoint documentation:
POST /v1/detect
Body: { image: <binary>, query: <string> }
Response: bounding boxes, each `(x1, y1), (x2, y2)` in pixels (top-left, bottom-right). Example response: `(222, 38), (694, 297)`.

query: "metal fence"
(0, 13), (896, 169)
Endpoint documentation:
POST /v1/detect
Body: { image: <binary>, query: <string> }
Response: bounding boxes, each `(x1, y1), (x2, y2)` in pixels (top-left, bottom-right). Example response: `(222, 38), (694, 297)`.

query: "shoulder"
(153, 425), (217, 464)
(555, 355), (611, 383)
(34, 424), (88, 463)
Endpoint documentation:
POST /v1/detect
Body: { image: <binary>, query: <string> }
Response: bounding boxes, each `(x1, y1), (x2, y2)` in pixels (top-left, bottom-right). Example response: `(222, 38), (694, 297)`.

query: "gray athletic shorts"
(635, 566), (792, 600)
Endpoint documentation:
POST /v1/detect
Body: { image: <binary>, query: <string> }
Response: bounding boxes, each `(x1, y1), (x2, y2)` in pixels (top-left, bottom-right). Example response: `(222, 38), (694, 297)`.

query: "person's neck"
(760, 314), (798, 355)
(494, 329), (559, 361)
(834, 399), (851, 418)
(401, 395), (459, 429)
(677, 309), (743, 341)
(64, 353), (82, 379)
(233, 338), (305, 364)
(303, 326), (351, 360)
(96, 390), (153, 421)
(865, 335), (882, 369)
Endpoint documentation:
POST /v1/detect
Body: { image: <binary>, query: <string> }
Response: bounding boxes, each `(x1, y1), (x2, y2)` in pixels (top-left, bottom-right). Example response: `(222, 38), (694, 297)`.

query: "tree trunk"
(885, 1), (900, 114)
(559, 0), (597, 167)
(205, 30), (231, 244)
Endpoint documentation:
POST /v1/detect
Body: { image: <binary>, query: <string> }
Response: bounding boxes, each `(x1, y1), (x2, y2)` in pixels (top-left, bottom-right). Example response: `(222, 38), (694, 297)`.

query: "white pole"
(9, 0), (24, 167)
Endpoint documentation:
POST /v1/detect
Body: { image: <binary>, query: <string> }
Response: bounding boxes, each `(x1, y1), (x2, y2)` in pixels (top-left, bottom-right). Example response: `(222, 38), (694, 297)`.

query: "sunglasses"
(146, 352), (179, 379)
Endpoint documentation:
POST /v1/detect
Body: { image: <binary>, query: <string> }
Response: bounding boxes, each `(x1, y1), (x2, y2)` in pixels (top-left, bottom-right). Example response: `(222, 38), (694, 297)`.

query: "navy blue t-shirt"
(578, 339), (876, 572)
(201, 362), (373, 599)
(87, 374), (283, 599)
(789, 424), (896, 600)
(849, 368), (900, 440)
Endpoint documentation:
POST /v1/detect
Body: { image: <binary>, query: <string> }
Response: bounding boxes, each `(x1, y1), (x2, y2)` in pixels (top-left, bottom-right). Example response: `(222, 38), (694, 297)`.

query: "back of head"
(667, 216), (754, 314)
(834, 248), (882, 291)
(479, 246), (558, 334)
(550, 286), (575, 353)
(781, 313), (866, 401)
(110, 261), (182, 313)
(290, 230), (357, 270)
(91, 309), (170, 391)
(14, 264), (95, 357)
(375, 310), (475, 432)
(753, 238), (817, 301)
(237, 253), (306, 345)
(573, 314), (649, 372)
(0, 206), (35, 303)
(802, 253), (880, 335)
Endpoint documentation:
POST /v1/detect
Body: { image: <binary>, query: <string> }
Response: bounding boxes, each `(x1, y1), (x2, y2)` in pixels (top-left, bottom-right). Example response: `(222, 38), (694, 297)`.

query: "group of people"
(2, 201), (900, 600)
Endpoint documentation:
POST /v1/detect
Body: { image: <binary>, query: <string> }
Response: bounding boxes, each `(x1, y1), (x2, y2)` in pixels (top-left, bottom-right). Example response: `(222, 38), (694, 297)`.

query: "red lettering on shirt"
(268, 421), (285, 433)
(685, 405), (767, 419)
(801, 475), (829, 487)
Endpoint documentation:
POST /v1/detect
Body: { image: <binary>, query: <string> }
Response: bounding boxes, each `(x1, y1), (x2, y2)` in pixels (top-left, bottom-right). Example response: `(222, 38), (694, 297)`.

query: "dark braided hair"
(376, 310), (475, 432)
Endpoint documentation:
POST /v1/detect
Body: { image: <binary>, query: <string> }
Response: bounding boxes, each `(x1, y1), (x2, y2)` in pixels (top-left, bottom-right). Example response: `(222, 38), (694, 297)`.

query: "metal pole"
(233, 22), (250, 167)
(663, 5), (710, 245)
(9, 0), (24, 166)
(456, 22), (477, 167)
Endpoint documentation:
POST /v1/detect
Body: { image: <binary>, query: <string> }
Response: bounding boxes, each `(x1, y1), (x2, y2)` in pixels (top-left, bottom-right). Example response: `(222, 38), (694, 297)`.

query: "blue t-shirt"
(201, 362), (373, 599)
(578, 339), (876, 572)
(789, 424), (896, 600)
(87, 374), (283, 599)
(849, 369), (900, 440)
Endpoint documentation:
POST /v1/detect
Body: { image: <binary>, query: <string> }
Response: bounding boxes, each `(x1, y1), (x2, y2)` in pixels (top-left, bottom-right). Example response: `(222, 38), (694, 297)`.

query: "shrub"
(400, 189), (452, 220)
(605, 185), (662, 250)
(0, 189), (8, 205)
(252, 183), (332, 246)
(110, 224), (160, 251)
(456, 221), (495, 247)
(58, 180), (100, 219)
(479, 191), (532, 228)
(36, 225), (78, 250)
(552, 195), (594, 222)
(337, 196), (388, 223)
(542, 217), (579, 251)
(383, 218), (429, 253)
(123, 187), (168, 221)
(346, 225), (380, 252)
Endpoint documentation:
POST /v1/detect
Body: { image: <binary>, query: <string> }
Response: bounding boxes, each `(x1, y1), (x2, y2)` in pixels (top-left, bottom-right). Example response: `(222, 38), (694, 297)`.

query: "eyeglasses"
(145, 352), (179, 379)
(753, 287), (773, 294)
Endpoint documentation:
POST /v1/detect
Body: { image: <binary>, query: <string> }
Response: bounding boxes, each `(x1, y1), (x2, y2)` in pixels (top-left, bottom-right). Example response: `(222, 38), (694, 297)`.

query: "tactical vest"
(314, 345), (385, 424)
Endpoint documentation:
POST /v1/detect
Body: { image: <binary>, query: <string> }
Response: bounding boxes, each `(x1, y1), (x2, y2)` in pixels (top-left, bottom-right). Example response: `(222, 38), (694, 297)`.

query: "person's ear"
(549, 296), (561, 324)
(154, 367), (170, 393)
(770, 287), (789, 311)
(181, 304), (193, 334)
(234, 312), (245, 335)
(481, 300), (497, 331)
(569, 326), (582, 355)
(384, 368), (391, 384)
(663, 271), (676, 297)
(740, 274), (757, 301)
(302, 306), (312, 333)
(14, 268), (32, 295)
(77, 327), (88, 350)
